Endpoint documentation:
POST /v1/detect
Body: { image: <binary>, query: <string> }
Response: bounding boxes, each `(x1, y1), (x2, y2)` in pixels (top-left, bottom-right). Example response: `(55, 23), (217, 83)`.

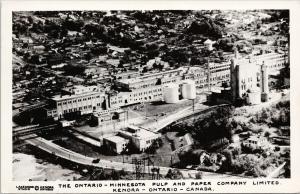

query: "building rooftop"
(52, 91), (103, 101)
(62, 85), (98, 95)
(120, 125), (161, 140)
(117, 68), (184, 85)
(117, 77), (154, 85)
(104, 135), (128, 144)
(108, 45), (130, 53)
(247, 135), (266, 142)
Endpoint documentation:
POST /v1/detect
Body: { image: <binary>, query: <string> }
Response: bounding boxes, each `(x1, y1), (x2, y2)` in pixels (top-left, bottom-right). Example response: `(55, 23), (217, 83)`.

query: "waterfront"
(13, 153), (81, 181)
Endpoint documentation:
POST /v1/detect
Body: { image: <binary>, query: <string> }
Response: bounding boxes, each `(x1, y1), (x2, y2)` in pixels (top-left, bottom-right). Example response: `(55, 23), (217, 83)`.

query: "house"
(60, 120), (76, 127)
(203, 39), (216, 51)
(33, 45), (45, 54)
(243, 135), (269, 150)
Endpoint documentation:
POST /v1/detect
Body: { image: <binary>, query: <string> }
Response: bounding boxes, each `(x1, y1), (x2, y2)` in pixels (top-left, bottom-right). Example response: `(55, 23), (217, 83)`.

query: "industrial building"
(118, 125), (161, 152)
(102, 126), (161, 154)
(45, 85), (109, 120)
(44, 48), (287, 119)
(91, 108), (126, 126)
(230, 49), (283, 104)
(103, 135), (129, 154)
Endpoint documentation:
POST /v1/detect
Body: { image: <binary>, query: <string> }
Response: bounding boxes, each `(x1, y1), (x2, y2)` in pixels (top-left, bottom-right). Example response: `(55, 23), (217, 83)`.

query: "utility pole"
(207, 60), (211, 92)
(192, 98), (195, 112)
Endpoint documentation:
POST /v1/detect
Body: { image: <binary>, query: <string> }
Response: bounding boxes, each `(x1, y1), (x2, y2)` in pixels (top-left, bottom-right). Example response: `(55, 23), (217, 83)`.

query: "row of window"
(269, 63), (285, 69)
(62, 105), (94, 113)
(211, 68), (230, 73)
(111, 100), (123, 105)
(58, 102), (102, 111)
(131, 88), (162, 97)
(241, 84), (252, 91)
(111, 93), (163, 105)
(57, 95), (102, 106)
(162, 79), (177, 85)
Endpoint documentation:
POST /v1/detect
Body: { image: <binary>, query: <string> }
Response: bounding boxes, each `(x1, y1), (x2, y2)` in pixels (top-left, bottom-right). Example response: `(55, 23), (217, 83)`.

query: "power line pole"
(192, 98), (195, 112)
(207, 60), (211, 92)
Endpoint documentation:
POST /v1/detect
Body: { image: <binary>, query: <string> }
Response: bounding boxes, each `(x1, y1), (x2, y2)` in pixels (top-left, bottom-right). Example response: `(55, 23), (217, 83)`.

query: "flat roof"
(52, 91), (103, 101)
(117, 68), (183, 85)
(104, 135), (128, 144)
(120, 126), (160, 140)
(117, 76), (157, 85)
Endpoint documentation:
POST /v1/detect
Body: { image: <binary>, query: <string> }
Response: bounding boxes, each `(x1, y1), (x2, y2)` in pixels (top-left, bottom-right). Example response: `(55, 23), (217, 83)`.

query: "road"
(26, 136), (241, 179)
(140, 102), (220, 132)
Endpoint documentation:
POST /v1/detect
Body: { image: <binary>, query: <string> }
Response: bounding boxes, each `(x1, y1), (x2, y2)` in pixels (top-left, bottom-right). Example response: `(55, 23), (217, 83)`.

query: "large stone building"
(230, 49), (287, 103)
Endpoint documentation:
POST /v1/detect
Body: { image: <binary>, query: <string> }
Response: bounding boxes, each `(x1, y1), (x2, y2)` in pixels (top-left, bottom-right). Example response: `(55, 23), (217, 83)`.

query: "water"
(13, 153), (82, 181)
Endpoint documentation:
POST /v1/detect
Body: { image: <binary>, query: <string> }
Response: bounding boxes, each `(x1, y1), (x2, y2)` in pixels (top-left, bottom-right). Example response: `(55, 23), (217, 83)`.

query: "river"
(13, 153), (82, 181)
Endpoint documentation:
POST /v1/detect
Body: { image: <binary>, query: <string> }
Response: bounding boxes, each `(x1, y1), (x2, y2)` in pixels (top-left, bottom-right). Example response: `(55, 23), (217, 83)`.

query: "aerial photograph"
(12, 10), (290, 181)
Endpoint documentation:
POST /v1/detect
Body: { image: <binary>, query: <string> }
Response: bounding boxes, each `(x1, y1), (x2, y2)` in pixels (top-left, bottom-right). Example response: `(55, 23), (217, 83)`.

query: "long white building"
(45, 49), (288, 119)
(45, 85), (108, 120)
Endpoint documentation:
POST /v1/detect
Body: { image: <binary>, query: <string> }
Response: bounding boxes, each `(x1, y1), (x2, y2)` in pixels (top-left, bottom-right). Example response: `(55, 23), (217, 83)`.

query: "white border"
(1, 0), (300, 193)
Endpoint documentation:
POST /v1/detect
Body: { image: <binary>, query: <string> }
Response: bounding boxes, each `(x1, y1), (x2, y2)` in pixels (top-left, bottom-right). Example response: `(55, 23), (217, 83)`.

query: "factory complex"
(11, 10), (291, 180)
(44, 49), (288, 121)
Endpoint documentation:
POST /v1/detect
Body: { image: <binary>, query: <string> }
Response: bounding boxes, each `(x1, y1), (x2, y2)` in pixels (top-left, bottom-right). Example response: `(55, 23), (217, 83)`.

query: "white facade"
(109, 86), (163, 108)
(46, 85), (108, 119)
(204, 39), (215, 51)
(251, 52), (288, 74)
(118, 126), (161, 152)
(103, 135), (129, 154)
(237, 59), (259, 98)
(243, 136), (269, 150)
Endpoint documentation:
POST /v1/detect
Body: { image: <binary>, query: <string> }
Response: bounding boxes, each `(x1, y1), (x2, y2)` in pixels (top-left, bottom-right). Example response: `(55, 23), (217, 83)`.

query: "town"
(12, 10), (290, 180)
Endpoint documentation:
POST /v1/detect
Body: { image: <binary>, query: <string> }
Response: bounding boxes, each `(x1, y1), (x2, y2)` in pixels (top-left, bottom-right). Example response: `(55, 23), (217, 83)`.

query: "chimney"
(261, 61), (269, 102)
(234, 47), (239, 59)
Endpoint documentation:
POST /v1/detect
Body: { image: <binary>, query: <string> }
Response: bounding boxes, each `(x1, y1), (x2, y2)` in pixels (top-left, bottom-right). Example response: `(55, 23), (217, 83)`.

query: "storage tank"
(181, 80), (196, 99)
(163, 84), (179, 103)
(247, 87), (261, 105)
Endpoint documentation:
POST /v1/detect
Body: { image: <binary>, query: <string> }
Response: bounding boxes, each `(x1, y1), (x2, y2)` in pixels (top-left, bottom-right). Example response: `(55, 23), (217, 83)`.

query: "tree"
(63, 64), (86, 76)
(192, 106), (234, 144)
(165, 169), (183, 180)
(264, 131), (271, 138)
(220, 150), (233, 171)
(195, 171), (203, 179)
(111, 169), (120, 180)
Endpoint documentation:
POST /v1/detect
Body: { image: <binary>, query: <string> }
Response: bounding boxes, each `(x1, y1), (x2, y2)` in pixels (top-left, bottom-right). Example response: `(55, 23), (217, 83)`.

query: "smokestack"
(261, 62), (269, 93)
(230, 58), (237, 102)
(234, 47), (239, 59)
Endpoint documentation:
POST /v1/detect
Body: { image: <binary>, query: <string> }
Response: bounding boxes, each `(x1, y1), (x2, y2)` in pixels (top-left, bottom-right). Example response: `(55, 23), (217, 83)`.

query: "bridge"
(141, 103), (231, 133)
(13, 124), (58, 143)
(25, 136), (241, 179)
(13, 101), (47, 118)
